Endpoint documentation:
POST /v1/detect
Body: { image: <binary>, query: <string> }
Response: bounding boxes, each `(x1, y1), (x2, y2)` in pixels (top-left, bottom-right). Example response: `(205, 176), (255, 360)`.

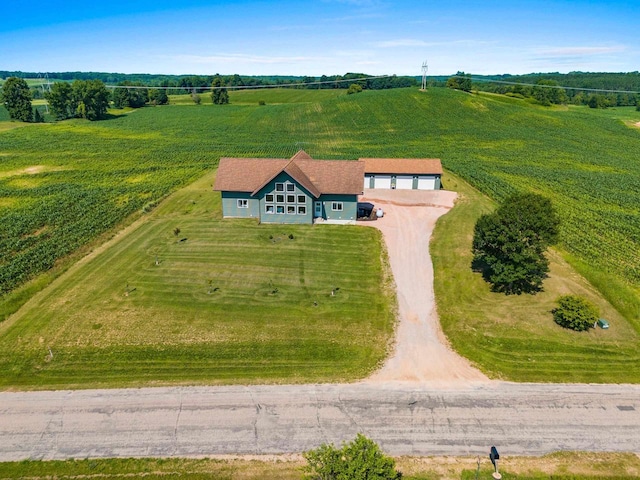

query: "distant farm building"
(214, 151), (443, 224)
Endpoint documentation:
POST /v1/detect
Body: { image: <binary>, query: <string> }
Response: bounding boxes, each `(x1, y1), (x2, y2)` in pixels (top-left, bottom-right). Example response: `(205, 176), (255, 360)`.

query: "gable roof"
(214, 151), (364, 198)
(360, 158), (443, 175)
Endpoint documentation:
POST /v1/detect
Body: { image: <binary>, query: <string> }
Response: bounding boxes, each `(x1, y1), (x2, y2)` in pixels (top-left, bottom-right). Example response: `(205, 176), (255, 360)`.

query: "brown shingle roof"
(360, 158), (443, 175)
(214, 151), (364, 197)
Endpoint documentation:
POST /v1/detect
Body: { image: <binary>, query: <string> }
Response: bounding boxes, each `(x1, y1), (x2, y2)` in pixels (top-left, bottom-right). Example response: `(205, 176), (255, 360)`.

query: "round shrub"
(552, 295), (599, 331)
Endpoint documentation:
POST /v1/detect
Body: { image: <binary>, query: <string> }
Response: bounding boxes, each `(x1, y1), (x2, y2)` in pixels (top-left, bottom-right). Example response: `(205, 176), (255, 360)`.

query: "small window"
(298, 206), (306, 215)
(265, 194), (274, 202)
(332, 202), (343, 211)
(297, 195), (306, 204)
(276, 194), (285, 203)
(286, 183), (295, 192)
(237, 199), (248, 209)
(275, 183), (284, 192)
(287, 205), (296, 214)
(265, 204), (274, 214)
(276, 205), (285, 214)
(286, 194), (295, 203)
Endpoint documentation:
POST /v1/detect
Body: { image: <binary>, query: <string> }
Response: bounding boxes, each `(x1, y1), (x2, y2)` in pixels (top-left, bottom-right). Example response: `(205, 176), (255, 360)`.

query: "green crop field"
(1, 87), (640, 386)
(168, 87), (345, 105)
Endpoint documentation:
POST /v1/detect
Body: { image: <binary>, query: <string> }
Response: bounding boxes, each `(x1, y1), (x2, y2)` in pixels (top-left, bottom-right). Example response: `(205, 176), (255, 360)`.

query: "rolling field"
(1, 87), (640, 386)
(0, 173), (394, 388)
(168, 87), (345, 105)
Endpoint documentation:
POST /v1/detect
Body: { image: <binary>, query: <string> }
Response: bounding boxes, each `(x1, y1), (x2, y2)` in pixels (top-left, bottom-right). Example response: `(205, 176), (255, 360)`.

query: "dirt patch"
(635, 121), (640, 128)
(360, 189), (490, 386)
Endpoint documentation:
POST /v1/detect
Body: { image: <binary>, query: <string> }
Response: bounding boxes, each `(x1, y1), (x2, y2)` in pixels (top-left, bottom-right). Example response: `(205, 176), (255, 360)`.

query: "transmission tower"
(37, 73), (52, 113)
(421, 60), (428, 90)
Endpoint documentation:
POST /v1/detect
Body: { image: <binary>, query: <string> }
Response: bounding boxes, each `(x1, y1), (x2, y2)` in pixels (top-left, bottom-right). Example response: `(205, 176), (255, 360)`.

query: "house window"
(297, 195), (306, 204)
(298, 206), (306, 215)
(276, 194), (285, 203)
(286, 194), (295, 203)
(237, 199), (248, 209)
(286, 183), (295, 192)
(332, 202), (343, 211)
(276, 205), (285, 214)
(265, 204), (274, 214)
(275, 183), (284, 192)
(265, 194), (274, 202)
(287, 205), (296, 214)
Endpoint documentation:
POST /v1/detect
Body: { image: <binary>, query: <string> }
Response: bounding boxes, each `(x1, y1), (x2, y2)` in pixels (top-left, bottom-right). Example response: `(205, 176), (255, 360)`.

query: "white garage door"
(373, 175), (392, 189)
(395, 176), (414, 189)
(417, 176), (436, 190)
(364, 175), (372, 189)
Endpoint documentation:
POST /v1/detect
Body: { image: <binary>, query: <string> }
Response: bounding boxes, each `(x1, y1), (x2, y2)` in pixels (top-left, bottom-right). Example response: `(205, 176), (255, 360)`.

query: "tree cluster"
(1, 77), (34, 122)
(457, 72), (640, 107)
(446, 72), (472, 92)
(472, 193), (560, 295)
(303, 433), (402, 480)
(45, 80), (110, 120)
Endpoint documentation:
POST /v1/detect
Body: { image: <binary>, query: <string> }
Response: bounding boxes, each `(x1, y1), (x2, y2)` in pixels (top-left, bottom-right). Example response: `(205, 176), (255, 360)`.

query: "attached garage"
(417, 176), (437, 190)
(395, 176), (414, 190)
(373, 175), (392, 189)
(361, 158), (442, 191)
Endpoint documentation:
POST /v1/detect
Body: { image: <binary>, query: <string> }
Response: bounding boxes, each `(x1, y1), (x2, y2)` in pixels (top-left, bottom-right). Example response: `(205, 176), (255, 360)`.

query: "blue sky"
(2, 0), (638, 76)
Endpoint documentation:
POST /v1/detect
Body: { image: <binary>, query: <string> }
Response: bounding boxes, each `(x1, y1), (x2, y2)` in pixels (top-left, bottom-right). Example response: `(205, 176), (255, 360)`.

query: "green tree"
(347, 83), (363, 94)
(552, 295), (598, 331)
(588, 94), (608, 109)
(211, 75), (229, 104)
(472, 193), (560, 294)
(71, 79), (110, 120)
(45, 82), (74, 120)
(303, 434), (402, 480)
(1, 77), (33, 122)
(446, 72), (472, 92)
(33, 108), (44, 123)
(149, 88), (169, 105)
(113, 81), (149, 108)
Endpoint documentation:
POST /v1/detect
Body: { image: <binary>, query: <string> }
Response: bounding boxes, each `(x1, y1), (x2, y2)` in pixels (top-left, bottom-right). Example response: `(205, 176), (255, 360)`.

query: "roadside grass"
(0, 172), (395, 389)
(1, 452), (638, 479)
(432, 172), (640, 383)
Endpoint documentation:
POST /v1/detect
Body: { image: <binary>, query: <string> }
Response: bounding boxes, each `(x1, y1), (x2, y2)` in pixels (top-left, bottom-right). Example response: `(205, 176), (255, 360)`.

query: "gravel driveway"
(359, 189), (489, 385)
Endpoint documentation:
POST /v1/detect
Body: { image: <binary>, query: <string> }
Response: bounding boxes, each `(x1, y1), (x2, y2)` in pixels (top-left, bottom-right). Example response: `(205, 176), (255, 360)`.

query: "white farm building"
(361, 158), (442, 190)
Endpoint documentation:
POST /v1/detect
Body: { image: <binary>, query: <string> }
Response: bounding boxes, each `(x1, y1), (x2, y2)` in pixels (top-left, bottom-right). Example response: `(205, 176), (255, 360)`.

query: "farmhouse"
(214, 151), (443, 224)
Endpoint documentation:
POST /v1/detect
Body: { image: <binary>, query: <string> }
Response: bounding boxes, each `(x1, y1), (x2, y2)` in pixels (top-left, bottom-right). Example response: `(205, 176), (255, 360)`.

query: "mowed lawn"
(432, 173), (640, 383)
(0, 173), (395, 389)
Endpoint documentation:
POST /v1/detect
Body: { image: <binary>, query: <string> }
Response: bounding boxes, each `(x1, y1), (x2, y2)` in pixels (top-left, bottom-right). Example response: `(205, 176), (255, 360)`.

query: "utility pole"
(421, 60), (428, 91)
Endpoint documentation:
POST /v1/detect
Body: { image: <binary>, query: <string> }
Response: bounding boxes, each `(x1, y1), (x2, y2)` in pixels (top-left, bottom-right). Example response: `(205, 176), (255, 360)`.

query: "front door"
(314, 201), (322, 218)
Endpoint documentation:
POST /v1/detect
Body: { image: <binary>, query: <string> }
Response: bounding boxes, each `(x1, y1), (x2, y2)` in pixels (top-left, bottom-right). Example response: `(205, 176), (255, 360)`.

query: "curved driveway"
(1, 191), (639, 461)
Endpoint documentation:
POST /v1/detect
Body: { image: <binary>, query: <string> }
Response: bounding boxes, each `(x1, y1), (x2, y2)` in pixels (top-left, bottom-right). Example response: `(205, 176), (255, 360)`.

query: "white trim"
(331, 202), (343, 211)
(237, 199), (248, 208)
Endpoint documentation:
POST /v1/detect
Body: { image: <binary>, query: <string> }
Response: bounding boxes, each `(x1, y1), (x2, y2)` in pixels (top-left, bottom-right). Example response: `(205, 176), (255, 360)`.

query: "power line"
(98, 74), (398, 90)
(455, 75), (640, 95)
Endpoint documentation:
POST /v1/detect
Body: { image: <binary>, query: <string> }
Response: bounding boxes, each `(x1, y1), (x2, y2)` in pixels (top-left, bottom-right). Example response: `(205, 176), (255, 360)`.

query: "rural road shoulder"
(1, 382), (639, 460)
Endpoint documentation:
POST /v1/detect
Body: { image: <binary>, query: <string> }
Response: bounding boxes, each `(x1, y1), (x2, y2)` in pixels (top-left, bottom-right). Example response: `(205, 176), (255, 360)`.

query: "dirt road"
(360, 189), (488, 385)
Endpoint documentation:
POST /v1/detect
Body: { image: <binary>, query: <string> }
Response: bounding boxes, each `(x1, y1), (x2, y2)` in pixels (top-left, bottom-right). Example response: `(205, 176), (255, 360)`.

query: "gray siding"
(221, 191), (260, 218)
(316, 194), (358, 222)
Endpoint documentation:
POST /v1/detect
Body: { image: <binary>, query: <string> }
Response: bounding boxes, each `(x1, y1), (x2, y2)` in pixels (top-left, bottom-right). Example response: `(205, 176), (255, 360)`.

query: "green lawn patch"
(432, 172), (640, 383)
(0, 173), (395, 389)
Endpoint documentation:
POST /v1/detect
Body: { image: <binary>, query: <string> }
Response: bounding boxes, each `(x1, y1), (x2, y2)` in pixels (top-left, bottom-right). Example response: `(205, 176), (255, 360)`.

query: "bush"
(347, 83), (363, 95)
(303, 433), (401, 479)
(552, 295), (599, 331)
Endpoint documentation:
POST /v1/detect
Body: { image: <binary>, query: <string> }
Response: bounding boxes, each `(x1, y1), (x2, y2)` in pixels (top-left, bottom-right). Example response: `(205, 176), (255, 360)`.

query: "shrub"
(303, 433), (402, 479)
(552, 295), (599, 331)
(347, 83), (363, 95)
